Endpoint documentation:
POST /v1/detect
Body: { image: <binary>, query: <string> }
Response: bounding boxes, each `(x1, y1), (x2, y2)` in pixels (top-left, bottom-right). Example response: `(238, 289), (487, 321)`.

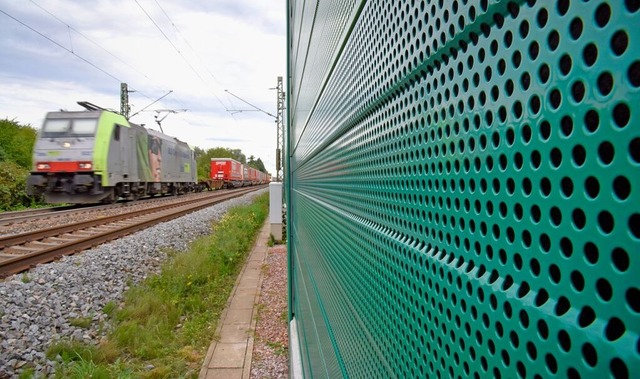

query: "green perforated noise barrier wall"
(286, 0), (639, 377)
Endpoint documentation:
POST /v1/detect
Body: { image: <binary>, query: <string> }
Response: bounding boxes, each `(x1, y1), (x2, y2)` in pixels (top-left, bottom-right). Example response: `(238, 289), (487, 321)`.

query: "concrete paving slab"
(209, 343), (246, 368)
(204, 368), (243, 379)
(227, 295), (256, 310)
(224, 307), (254, 325)
(218, 323), (251, 342)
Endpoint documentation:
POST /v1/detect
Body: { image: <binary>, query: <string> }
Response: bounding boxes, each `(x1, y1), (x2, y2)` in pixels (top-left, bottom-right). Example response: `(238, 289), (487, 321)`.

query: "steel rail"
(0, 189), (225, 226)
(0, 205), (92, 225)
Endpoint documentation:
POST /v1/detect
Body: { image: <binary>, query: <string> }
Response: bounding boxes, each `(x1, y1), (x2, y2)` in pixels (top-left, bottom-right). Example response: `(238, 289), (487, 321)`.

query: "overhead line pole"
(120, 83), (132, 119)
(275, 76), (285, 182)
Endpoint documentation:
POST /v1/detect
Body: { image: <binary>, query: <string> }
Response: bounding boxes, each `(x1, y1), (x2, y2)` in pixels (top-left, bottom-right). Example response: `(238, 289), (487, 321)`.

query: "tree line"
(0, 118), (269, 211)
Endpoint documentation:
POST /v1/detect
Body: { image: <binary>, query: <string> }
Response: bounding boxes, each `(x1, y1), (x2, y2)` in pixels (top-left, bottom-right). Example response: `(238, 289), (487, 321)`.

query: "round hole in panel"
(582, 342), (598, 367)
(595, 3), (612, 28)
(628, 61), (640, 87)
(570, 17), (583, 40)
(610, 357), (630, 379)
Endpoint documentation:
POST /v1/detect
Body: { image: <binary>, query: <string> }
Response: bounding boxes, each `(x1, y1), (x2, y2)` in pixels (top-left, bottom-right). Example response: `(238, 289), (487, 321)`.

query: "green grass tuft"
(68, 316), (93, 329)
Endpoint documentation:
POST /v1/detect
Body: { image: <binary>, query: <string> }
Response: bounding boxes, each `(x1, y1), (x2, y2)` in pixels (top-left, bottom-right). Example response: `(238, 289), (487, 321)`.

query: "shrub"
(0, 161), (43, 211)
(0, 118), (37, 170)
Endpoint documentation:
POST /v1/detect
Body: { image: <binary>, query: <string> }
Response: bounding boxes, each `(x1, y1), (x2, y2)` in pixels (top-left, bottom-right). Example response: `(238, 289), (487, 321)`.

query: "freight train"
(27, 105), (199, 204)
(209, 158), (270, 189)
(27, 103), (269, 204)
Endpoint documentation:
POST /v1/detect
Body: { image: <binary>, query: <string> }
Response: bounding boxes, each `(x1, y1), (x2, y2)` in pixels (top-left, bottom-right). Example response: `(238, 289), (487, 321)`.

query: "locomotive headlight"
(78, 162), (92, 170)
(63, 142), (71, 148)
(36, 163), (50, 170)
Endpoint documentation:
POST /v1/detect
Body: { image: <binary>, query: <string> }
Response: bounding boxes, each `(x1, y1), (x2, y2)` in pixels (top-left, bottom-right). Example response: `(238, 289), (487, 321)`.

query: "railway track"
(0, 186), (263, 278)
(0, 204), (96, 225)
(0, 191), (235, 237)
(0, 192), (215, 226)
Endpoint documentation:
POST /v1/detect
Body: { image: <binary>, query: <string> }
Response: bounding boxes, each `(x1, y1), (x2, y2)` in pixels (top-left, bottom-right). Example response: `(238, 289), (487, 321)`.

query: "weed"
(266, 341), (288, 356)
(18, 366), (35, 379)
(103, 301), (117, 316)
(46, 340), (103, 363)
(69, 316), (93, 329)
(67, 359), (111, 379)
(254, 303), (266, 322)
(21, 273), (31, 283)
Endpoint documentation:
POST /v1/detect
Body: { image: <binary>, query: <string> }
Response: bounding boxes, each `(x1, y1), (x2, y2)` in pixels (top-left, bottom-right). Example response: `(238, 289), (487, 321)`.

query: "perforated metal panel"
(287, 1), (640, 378)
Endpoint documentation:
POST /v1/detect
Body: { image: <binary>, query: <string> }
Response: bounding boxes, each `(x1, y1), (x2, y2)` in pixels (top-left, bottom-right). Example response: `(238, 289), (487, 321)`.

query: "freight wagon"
(246, 166), (258, 186)
(248, 167), (268, 185)
(210, 158), (244, 188)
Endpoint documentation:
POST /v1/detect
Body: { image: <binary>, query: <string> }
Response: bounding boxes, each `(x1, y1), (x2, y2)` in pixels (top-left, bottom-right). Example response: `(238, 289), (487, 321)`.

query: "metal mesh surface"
(287, 1), (640, 377)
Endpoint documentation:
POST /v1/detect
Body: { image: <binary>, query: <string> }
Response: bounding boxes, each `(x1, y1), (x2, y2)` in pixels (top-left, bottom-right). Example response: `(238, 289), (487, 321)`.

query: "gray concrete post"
(269, 182), (283, 241)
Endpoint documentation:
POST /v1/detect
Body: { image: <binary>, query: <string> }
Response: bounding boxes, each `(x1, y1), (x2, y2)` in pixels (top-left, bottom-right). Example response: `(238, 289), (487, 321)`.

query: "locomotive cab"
(26, 111), (109, 203)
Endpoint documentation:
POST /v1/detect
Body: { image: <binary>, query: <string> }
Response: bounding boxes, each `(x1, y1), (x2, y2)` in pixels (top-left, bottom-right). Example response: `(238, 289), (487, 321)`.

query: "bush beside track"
(0, 119), (44, 211)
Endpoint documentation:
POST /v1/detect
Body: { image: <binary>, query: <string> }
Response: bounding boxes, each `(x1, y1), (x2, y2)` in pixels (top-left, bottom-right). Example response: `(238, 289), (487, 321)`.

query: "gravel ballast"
(250, 244), (289, 378)
(0, 189), (267, 378)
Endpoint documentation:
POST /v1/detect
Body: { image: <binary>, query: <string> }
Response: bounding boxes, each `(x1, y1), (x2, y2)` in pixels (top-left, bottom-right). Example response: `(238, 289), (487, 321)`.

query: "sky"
(0, 0), (286, 174)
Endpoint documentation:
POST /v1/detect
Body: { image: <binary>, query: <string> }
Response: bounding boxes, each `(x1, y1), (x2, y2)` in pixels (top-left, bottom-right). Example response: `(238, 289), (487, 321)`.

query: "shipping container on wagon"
(247, 166), (260, 185)
(241, 164), (250, 186)
(210, 158), (243, 188)
(245, 166), (252, 185)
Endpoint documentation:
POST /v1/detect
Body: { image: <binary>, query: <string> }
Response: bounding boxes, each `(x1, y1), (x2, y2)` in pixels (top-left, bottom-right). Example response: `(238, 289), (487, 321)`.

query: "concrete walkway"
(199, 222), (270, 379)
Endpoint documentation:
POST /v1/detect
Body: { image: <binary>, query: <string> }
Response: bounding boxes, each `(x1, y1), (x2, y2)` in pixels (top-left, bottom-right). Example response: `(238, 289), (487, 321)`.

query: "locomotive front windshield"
(41, 118), (98, 137)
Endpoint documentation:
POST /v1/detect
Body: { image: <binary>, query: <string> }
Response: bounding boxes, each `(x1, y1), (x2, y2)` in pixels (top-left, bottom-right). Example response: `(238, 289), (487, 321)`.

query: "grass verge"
(46, 192), (269, 379)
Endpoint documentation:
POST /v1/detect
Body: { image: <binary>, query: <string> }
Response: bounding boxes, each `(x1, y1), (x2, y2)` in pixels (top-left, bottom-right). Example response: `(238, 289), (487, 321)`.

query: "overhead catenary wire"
(129, 90), (173, 118)
(0, 7), (122, 84)
(137, 0), (234, 116)
(224, 89), (276, 119)
(6, 1), (195, 116)
(134, 0), (182, 54)
(28, 0), (162, 102)
(3, 1), (259, 127)
(30, 0), (193, 112)
(3, 2), (178, 108)
(153, 0), (231, 110)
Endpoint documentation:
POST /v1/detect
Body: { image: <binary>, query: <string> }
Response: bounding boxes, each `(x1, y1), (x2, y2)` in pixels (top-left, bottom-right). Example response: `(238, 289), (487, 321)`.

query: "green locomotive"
(27, 104), (197, 204)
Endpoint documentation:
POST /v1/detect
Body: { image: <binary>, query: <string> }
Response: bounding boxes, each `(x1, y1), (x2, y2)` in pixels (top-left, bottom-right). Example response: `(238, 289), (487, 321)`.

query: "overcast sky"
(0, 0), (286, 174)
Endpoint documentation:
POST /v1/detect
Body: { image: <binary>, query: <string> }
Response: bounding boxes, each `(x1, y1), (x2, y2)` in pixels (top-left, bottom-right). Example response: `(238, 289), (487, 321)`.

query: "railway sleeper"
(4, 245), (42, 253)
